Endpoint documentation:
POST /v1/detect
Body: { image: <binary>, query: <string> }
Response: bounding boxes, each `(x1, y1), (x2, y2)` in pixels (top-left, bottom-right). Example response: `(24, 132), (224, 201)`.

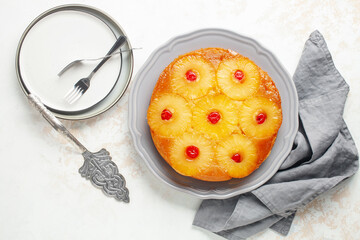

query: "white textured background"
(0, 0), (359, 239)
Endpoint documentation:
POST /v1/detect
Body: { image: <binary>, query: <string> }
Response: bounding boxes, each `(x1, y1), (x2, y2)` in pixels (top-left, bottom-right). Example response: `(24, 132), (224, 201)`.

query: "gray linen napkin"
(193, 30), (359, 240)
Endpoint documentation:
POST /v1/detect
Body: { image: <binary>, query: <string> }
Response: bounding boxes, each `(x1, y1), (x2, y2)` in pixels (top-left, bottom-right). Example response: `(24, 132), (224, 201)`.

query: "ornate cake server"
(28, 94), (129, 203)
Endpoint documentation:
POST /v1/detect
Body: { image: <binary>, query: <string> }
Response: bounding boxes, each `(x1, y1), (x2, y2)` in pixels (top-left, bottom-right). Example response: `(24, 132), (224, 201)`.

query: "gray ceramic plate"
(129, 28), (298, 199)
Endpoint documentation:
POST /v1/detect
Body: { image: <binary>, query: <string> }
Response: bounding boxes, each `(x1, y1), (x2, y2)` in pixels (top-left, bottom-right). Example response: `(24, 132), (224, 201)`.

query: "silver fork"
(64, 35), (127, 104)
(58, 48), (141, 77)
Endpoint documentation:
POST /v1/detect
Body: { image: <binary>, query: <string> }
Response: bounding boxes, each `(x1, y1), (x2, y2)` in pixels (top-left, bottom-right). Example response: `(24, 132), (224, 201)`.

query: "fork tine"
(68, 89), (84, 104)
(65, 89), (77, 103)
(66, 87), (80, 103)
(69, 88), (82, 103)
(64, 86), (77, 99)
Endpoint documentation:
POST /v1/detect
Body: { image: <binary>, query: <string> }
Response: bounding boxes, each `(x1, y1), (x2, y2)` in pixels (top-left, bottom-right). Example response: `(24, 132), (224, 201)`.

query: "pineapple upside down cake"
(147, 48), (282, 182)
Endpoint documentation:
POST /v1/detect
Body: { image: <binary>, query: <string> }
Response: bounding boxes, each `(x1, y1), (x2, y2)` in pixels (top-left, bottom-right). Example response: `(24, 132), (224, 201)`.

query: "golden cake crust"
(147, 48), (282, 181)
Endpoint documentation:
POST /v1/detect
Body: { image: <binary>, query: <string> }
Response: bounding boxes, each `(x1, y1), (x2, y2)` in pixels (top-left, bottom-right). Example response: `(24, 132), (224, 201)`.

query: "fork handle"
(91, 35), (127, 77)
(28, 94), (87, 152)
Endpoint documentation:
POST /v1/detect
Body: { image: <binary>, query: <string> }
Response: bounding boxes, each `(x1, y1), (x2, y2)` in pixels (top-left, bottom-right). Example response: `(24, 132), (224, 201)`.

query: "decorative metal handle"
(27, 94), (87, 152)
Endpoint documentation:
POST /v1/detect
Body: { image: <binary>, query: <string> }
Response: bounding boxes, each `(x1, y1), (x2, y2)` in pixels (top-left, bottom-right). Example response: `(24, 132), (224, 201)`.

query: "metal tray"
(16, 4), (133, 120)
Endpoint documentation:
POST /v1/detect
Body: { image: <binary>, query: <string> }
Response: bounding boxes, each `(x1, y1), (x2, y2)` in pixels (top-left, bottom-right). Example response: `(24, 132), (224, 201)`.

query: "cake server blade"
(28, 94), (130, 202)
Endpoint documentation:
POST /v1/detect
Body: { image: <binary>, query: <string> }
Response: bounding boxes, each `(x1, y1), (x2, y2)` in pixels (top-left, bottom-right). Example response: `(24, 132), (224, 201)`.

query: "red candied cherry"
(234, 70), (245, 82)
(207, 111), (221, 124)
(186, 145), (199, 159)
(185, 70), (197, 82)
(231, 153), (242, 163)
(256, 112), (267, 124)
(161, 109), (172, 120)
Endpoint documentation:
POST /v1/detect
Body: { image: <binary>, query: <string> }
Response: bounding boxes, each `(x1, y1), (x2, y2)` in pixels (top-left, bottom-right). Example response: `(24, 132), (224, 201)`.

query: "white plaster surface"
(0, 0), (359, 239)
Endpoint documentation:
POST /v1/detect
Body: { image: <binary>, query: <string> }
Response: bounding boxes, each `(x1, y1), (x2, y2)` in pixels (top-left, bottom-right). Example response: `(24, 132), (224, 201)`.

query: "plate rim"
(129, 28), (298, 199)
(16, 4), (134, 120)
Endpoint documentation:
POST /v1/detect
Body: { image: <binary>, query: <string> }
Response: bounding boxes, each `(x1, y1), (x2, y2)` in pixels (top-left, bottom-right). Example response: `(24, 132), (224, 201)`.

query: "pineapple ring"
(169, 132), (215, 177)
(147, 93), (192, 137)
(217, 56), (260, 100)
(192, 95), (238, 140)
(239, 97), (282, 139)
(216, 134), (258, 178)
(170, 55), (216, 100)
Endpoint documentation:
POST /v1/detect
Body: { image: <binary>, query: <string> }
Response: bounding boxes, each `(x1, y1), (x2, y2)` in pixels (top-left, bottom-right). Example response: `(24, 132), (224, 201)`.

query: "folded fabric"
(193, 30), (359, 240)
